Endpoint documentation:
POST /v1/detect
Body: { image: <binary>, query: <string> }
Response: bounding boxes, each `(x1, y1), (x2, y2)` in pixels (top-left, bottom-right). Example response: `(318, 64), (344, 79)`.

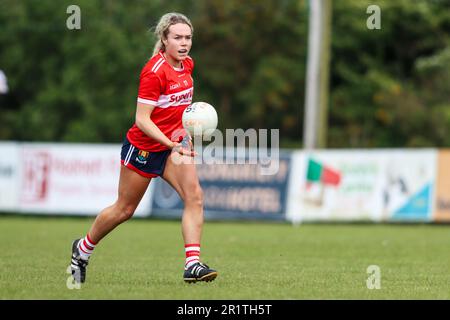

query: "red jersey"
(127, 51), (194, 152)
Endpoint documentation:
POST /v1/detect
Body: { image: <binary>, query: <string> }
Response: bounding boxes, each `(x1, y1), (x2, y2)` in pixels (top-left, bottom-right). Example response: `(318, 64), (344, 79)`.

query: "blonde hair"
(152, 12), (194, 56)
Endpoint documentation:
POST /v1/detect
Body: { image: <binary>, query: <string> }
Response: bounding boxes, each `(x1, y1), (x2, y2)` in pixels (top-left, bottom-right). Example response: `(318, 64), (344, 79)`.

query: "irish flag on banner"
(306, 158), (341, 187)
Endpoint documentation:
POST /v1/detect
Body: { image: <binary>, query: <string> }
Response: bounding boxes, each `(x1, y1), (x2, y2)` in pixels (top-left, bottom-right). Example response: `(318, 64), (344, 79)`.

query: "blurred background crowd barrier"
(1, 142), (449, 223)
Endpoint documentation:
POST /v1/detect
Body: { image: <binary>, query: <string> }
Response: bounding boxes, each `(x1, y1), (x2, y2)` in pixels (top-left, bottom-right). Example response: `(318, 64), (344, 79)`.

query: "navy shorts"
(120, 138), (171, 178)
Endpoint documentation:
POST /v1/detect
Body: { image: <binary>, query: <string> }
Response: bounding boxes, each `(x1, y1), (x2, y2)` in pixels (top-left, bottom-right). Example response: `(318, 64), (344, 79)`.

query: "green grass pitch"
(1, 215), (450, 299)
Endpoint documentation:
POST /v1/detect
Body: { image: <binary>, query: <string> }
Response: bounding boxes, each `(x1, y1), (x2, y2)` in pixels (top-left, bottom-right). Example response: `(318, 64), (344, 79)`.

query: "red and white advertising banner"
(19, 143), (153, 216)
(0, 142), (20, 211)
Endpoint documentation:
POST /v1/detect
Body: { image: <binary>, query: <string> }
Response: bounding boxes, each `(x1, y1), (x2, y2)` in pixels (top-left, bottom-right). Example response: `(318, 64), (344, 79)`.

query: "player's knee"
(185, 185), (203, 208)
(116, 204), (136, 222)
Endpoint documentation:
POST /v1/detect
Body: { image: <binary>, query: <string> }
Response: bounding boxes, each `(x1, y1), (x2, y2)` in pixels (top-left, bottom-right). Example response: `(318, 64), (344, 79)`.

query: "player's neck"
(163, 52), (182, 69)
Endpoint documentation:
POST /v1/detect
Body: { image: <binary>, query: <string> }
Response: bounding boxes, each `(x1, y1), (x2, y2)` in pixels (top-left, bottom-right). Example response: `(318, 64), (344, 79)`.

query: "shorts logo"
(136, 150), (149, 164)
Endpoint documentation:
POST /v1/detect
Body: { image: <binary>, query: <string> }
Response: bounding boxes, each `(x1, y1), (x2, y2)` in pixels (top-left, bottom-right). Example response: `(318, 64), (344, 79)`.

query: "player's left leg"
(162, 151), (217, 283)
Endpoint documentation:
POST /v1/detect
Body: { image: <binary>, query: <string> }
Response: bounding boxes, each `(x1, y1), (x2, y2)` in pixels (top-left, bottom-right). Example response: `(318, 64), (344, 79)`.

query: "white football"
(182, 102), (218, 138)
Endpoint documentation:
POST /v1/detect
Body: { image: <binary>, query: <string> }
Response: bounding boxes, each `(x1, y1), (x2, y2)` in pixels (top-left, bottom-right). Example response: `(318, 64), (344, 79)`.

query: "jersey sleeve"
(137, 70), (162, 106)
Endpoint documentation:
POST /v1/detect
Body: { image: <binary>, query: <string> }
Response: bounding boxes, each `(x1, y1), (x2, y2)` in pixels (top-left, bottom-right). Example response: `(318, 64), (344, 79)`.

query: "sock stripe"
(77, 234), (97, 259)
(85, 234), (97, 247)
(186, 256), (200, 262)
(184, 243), (201, 269)
(78, 244), (91, 255)
(82, 240), (94, 251)
(80, 240), (93, 251)
(186, 250), (200, 257)
(184, 243), (200, 247)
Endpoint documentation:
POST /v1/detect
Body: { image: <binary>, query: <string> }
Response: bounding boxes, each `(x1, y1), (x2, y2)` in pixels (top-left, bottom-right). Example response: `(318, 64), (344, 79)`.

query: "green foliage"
(0, 0), (449, 147)
(330, 0), (450, 147)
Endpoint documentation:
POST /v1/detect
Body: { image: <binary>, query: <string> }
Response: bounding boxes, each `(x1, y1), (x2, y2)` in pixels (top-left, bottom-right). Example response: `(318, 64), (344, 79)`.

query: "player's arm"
(135, 102), (195, 156)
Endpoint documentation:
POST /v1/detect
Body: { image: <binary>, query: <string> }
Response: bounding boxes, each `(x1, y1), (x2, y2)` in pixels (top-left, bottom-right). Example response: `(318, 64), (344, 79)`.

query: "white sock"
(185, 244), (200, 270)
(77, 234), (97, 260)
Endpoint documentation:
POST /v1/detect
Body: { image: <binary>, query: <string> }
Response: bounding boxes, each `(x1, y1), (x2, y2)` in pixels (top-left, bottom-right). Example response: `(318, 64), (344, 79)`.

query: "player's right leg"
(70, 164), (151, 284)
(162, 151), (218, 283)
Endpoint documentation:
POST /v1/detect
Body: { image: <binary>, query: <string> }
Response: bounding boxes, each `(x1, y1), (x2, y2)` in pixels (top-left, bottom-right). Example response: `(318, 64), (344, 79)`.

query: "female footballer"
(69, 12), (217, 284)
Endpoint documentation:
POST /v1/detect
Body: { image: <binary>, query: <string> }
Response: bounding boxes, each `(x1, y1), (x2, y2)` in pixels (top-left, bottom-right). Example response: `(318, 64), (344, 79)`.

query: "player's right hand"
(171, 142), (196, 157)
